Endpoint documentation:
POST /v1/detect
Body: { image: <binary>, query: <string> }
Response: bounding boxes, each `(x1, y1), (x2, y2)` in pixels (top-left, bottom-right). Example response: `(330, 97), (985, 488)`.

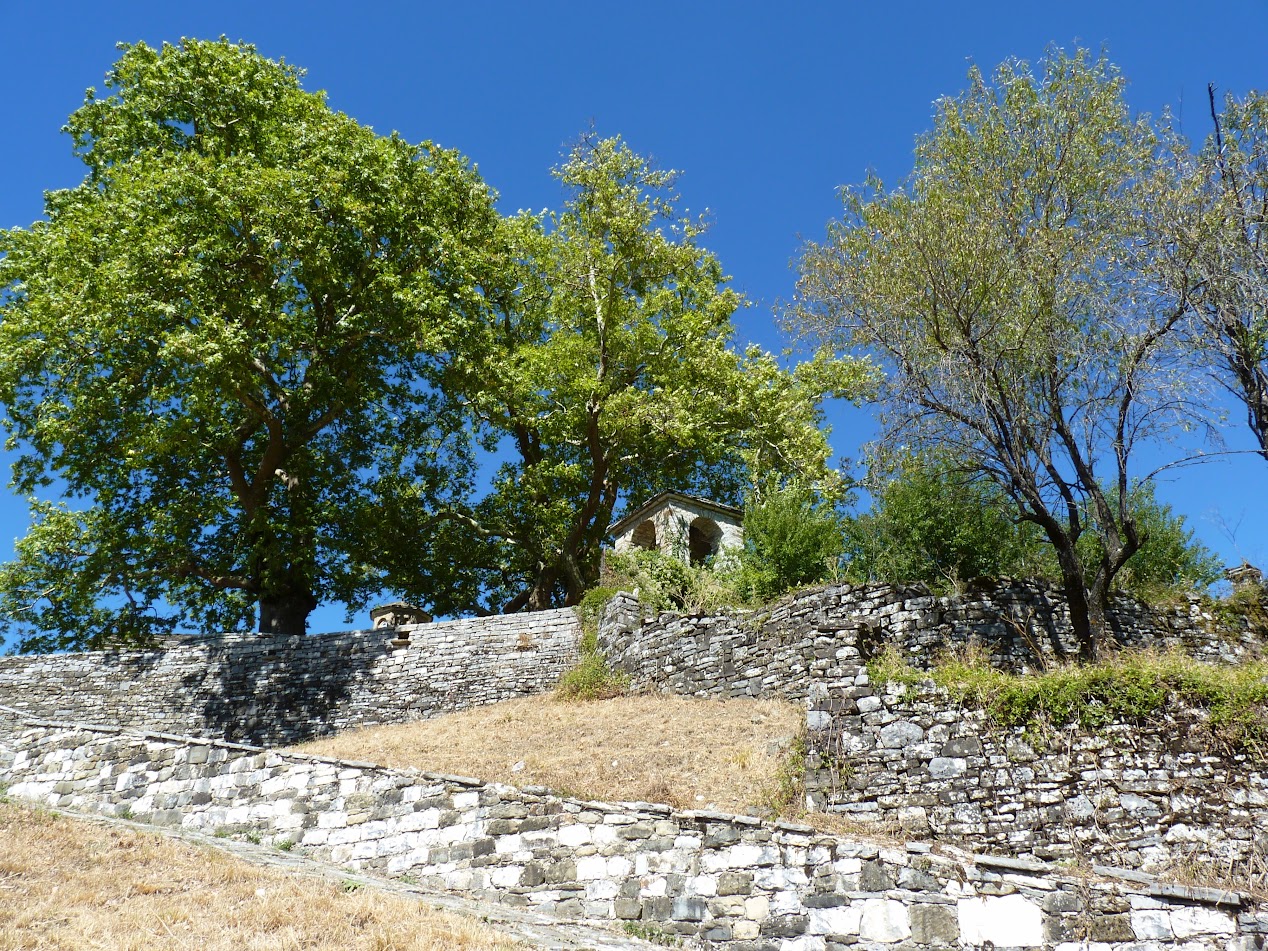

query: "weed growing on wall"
(868, 648), (1268, 755)
(622, 921), (682, 946)
(556, 627), (629, 701)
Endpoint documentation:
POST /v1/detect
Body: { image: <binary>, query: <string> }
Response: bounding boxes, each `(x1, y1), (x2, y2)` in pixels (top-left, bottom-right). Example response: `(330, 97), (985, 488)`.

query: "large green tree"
(429, 134), (867, 613)
(0, 39), (499, 646)
(793, 50), (1202, 660)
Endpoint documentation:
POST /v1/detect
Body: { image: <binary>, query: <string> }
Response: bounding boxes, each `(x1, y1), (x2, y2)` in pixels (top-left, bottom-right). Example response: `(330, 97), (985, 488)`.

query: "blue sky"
(2, 1), (1266, 631)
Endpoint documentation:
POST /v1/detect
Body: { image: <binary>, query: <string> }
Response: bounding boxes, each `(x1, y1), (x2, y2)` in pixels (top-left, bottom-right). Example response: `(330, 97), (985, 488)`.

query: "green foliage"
(1077, 484), (1223, 601)
(869, 648), (1268, 755)
(576, 586), (620, 636)
(844, 457), (1049, 588)
(844, 456), (1220, 603)
(621, 922), (681, 947)
(0, 39), (499, 645)
(737, 483), (845, 602)
(794, 47), (1200, 659)
(439, 133), (869, 613)
(756, 731), (809, 819)
(555, 630), (629, 701)
(603, 548), (742, 615)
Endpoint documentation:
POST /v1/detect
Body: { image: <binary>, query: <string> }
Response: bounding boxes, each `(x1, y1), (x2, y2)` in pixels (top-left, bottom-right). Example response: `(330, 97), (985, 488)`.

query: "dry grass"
(0, 801), (521, 951)
(293, 694), (803, 815)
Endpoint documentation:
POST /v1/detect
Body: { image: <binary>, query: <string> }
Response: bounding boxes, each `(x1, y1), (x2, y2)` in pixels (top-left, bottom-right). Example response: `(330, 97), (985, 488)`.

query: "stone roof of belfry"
(608, 490), (743, 538)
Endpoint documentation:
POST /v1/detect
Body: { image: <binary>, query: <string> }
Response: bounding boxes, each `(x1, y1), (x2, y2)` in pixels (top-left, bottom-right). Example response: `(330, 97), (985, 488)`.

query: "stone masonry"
(598, 582), (1268, 879)
(2, 718), (1261, 951)
(0, 609), (580, 746)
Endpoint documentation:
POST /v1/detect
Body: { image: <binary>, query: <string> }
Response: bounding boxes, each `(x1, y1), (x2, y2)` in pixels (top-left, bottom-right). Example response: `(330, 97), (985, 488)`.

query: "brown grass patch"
(0, 801), (521, 950)
(293, 694), (803, 815)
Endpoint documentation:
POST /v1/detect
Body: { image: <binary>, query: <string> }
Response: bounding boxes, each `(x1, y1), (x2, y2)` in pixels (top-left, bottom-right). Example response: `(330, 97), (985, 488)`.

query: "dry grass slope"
(0, 801), (522, 951)
(293, 694), (804, 815)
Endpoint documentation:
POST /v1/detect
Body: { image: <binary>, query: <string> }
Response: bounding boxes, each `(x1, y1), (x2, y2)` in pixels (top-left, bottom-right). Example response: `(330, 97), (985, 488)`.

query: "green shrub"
(556, 648), (629, 701)
(868, 648), (1268, 755)
(576, 586), (620, 635)
(737, 483), (845, 602)
(603, 548), (743, 614)
(844, 457), (1049, 588)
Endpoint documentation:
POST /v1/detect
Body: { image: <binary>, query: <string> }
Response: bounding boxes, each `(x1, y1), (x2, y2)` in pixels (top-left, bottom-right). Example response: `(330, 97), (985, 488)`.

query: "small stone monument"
(1225, 562), (1264, 592)
(609, 491), (743, 566)
(370, 602), (433, 648)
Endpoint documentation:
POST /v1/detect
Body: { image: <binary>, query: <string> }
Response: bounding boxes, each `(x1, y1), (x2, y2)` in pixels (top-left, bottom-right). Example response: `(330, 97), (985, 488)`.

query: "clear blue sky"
(2, 1), (1266, 631)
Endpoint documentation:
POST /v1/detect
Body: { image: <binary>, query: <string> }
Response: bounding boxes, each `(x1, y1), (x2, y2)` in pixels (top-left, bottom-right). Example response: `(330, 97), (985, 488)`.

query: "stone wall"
(599, 584), (1268, 877)
(2, 717), (1261, 950)
(597, 580), (1264, 702)
(803, 676), (1268, 877)
(0, 609), (580, 746)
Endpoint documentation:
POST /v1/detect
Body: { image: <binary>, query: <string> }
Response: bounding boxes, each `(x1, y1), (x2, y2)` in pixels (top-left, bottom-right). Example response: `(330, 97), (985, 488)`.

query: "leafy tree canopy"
(793, 48), (1206, 660)
(844, 453), (1050, 588)
(0, 39), (501, 647)
(419, 134), (871, 614)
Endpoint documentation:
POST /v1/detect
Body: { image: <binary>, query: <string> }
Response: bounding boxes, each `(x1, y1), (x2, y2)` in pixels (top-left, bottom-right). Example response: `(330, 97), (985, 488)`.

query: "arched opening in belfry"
(688, 517), (723, 566)
(629, 519), (658, 551)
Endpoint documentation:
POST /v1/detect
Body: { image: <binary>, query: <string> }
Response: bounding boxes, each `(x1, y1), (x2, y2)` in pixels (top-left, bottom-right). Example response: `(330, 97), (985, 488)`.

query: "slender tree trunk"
(1042, 528), (1100, 663)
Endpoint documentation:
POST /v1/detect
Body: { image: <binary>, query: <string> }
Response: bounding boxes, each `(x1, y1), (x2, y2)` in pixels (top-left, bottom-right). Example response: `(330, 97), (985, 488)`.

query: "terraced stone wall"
(597, 581), (1264, 698)
(599, 584), (1268, 878)
(0, 609), (580, 746)
(803, 676), (1268, 877)
(2, 717), (1260, 951)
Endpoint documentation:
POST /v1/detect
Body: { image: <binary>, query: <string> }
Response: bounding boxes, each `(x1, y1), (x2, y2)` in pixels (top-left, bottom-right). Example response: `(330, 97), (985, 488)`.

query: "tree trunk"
(256, 588), (317, 636)
(1042, 528), (1101, 663)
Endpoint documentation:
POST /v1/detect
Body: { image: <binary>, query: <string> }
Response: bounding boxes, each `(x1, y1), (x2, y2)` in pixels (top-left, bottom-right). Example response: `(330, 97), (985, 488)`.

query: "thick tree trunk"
(256, 589), (317, 636)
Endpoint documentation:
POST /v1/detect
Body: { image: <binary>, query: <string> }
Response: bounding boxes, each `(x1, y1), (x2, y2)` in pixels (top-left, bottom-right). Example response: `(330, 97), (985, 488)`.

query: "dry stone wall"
(597, 581), (1264, 700)
(2, 717), (1261, 951)
(599, 584), (1268, 878)
(803, 676), (1268, 876)
(0, 609), (580, 746)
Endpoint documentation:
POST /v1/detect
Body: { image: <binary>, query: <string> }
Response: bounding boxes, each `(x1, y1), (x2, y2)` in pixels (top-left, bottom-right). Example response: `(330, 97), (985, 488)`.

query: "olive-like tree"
(793, 50), (1203, 660)
(1193, 86), (1268, 465)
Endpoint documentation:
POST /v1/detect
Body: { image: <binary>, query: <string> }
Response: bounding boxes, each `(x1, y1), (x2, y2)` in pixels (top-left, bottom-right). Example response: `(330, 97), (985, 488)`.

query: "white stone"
(557, 824), (590, 847)
(859, 899), (910, 943)
(575, 855), (608, 880)
(928, 757), (966, 779)
(879, 721), (924, 749)
(686, 874), (717, 896)
(606, 855), (633, 878)
(586, 879), (619, 900)
(771, 889), (804, 915)
(1169, 906), (1235, 938)
(808, 904), (862, 935)
(1131, 909), (1174, 940)
(745, 895), (770, 920)
(958, 895), (1043, 947)
(778, 938), (826, 951)
(641, 877), (667, 898)
(489, 865), (523, 887)
(452, 791), (478, 809)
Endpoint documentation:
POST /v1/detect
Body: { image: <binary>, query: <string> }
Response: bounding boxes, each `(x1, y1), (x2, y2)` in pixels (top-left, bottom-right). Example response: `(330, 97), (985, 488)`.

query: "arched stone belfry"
(687, 516), (724, 565)
(609, 491), (743, 565)
(628, 519), (658, 551)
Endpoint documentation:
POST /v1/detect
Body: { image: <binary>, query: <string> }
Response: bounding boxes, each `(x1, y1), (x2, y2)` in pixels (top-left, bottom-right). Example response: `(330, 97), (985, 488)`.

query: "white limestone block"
(958, 894), (1043, 947)
(808, 904), (862, 935)
(860, 899), (911, 942)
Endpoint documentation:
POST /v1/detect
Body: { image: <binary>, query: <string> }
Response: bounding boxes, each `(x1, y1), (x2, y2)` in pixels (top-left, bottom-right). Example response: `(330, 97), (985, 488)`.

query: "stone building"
(608, 491), (743, 565)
